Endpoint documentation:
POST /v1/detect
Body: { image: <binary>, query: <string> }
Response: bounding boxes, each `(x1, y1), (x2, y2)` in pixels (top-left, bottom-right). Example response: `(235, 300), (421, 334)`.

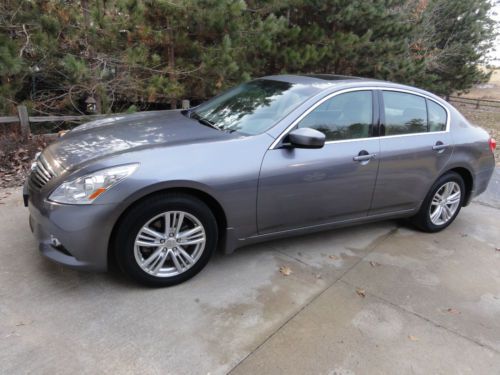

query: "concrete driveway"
(1, 171), (499, 374)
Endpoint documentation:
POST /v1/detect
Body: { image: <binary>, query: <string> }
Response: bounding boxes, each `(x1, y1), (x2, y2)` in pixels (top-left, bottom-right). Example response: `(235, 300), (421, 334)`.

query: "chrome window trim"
(269, 87), (450, 150)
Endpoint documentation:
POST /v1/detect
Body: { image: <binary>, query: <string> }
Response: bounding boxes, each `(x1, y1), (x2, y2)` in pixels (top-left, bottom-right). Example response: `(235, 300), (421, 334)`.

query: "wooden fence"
(0, 105), (111, 138)
(448, 95), (500, 110)
(0, 100), (191, 138)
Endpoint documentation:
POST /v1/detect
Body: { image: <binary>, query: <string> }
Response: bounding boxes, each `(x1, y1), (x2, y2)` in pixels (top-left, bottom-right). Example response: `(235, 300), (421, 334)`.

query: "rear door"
(370, 90), (453, 215)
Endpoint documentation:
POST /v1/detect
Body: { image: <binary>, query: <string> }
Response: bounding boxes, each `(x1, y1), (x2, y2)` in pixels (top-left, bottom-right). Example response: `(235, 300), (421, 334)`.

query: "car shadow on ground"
(64, 219), (404, 290)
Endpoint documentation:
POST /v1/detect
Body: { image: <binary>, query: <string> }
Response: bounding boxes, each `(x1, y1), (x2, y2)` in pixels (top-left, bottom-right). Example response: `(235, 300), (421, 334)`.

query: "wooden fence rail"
(0, 101), (191, 138)
(0, 105), (111, 138)
(448, 95), (500, 109)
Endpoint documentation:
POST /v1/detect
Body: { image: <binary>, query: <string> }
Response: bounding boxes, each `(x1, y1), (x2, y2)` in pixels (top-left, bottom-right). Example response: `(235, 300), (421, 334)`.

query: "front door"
(257, 90), (380, 234)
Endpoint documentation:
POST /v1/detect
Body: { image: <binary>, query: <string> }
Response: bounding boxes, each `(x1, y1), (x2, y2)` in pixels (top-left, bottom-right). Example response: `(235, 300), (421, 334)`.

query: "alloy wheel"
(428, 181), (461, 226)
(133, 211), (206, 277)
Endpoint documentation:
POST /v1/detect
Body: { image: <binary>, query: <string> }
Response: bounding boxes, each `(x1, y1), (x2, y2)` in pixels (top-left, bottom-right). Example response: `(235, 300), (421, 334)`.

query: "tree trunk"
(166, 18), (177, 109)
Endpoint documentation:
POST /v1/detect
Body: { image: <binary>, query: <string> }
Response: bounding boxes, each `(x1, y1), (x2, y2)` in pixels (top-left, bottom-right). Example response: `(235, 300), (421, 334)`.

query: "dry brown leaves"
(279, 265), (292, 276)
(0, 133), (47, 189)
(355, 288), (366, 298)
(444, 307), (461, 315)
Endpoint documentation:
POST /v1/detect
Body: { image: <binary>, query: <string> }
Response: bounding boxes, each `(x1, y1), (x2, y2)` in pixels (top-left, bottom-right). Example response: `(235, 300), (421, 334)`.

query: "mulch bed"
(0, 132), (48, 189)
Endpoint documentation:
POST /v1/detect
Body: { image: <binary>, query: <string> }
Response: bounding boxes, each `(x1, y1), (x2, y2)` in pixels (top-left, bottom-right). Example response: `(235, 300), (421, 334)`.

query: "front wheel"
(114, 193), (218, 287)
(412, 172), (465, 232)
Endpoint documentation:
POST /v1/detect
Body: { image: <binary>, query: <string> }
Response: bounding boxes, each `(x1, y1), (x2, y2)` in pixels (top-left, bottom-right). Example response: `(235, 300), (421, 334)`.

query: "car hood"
(42, 110), (230, 171)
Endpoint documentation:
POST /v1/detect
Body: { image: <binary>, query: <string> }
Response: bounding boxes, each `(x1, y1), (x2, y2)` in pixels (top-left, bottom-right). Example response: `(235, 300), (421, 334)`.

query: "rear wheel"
(412, 172), (465, 232)
(114, 193), (218, 287)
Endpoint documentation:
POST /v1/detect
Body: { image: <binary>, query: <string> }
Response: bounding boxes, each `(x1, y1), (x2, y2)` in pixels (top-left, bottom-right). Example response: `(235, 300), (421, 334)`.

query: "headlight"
(49, 163), (139, 204)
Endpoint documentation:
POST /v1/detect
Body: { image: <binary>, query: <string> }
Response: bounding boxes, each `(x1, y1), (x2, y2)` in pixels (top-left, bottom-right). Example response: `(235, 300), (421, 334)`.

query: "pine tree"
(412, 0), (496, 96)
(0, 0), (496, 115)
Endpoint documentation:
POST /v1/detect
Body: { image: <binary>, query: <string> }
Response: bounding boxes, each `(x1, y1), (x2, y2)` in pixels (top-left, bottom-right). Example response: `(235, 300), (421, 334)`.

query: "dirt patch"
(452, 103), (500, 165)
(0, 131), (48, 189)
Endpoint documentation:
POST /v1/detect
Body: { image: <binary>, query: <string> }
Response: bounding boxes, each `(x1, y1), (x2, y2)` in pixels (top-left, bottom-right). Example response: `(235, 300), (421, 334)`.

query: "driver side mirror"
(287, 128), (326, 149)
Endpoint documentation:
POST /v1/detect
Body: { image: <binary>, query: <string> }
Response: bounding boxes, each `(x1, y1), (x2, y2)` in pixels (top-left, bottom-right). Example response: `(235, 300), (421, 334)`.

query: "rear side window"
(382, 91), (448, 135)
(427, 100), (447, 132)
(382, 91), (427, 135)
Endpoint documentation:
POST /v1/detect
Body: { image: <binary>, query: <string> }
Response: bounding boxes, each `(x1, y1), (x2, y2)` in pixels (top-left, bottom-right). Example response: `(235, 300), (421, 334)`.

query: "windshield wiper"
(197, 118), (221, 130)
(190, 112), (221, 131)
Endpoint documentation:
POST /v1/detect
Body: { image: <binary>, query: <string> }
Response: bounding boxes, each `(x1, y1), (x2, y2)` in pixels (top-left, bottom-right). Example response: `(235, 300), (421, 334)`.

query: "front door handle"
(432, 142), (448, 151)
(353, 151), (377, 162)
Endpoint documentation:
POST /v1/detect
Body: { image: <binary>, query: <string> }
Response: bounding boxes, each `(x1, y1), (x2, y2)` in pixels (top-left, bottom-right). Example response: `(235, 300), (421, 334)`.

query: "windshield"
(189, 79), (320, 135)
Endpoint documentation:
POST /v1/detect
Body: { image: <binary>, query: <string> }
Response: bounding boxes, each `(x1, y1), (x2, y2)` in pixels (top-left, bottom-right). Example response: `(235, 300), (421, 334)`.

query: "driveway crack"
(227, 225), (400, 374)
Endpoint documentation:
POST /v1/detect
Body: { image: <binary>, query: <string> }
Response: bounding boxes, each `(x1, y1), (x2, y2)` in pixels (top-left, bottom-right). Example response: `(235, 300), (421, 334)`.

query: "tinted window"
(190, 80), (320, 135)
(297, 91), (373, 141)
(427, 100), (447, 132)
(383, 91), (427, 135)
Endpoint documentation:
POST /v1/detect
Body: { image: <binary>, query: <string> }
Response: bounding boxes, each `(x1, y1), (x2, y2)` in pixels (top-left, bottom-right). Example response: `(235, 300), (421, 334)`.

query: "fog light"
(50, 235), (61, 247)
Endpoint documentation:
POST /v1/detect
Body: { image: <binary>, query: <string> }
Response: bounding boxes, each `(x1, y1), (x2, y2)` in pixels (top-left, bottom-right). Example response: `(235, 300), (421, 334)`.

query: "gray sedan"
(25, 75), (496, 286)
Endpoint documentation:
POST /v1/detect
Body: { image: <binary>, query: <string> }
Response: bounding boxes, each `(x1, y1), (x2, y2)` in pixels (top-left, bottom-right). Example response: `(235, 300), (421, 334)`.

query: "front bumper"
(26, 181), (118, 271)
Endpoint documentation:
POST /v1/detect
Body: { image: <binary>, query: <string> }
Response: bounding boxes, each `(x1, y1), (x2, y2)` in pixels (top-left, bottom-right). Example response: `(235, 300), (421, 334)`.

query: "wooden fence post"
(181, 99), (190, 109)
(17, 105), (30, 138)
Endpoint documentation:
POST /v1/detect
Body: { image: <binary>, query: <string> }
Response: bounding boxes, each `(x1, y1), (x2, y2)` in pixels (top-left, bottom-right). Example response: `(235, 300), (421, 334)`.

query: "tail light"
(490, 138), (497, 153)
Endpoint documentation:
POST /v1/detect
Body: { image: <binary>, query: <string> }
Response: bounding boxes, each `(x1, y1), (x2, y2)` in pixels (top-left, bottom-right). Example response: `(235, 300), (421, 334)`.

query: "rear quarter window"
(427, 100), (447, 132)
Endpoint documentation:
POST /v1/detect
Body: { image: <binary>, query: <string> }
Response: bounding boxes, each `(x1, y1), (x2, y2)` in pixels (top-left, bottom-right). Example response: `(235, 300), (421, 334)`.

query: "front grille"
(29, 155), (56, 189)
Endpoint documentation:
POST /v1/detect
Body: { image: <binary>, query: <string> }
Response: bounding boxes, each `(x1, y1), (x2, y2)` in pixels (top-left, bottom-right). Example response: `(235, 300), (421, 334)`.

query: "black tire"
(114, 193), (218, 287)
(411, 171), (465, 233)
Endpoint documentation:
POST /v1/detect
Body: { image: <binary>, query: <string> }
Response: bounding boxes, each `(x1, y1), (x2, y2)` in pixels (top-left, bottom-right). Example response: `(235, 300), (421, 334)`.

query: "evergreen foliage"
(0, 0), (496, 114)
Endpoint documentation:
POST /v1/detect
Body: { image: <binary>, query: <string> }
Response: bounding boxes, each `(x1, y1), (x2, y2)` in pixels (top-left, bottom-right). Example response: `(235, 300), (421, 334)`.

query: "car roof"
(259, 74), (445, 103)
(260, 74), (374, 85)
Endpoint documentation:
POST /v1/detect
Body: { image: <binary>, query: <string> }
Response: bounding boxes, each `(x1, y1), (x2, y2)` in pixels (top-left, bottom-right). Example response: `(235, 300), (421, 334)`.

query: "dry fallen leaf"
(408, 335), (419, 341)
(446, 308), (460, 314)
(279, 266), (292, 276)
(329, 255), (339, 260)
(495, 247), (500, 252)
(356, 288), (366, 298)
(369, 261), (380, 267)
(316, 274), (322, 279)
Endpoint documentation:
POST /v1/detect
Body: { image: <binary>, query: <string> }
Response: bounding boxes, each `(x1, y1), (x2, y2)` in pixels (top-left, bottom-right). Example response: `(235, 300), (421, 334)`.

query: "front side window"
(382, 91), (427, 135)
(297, 91), (373, 141)
(189, 79), (320, 135)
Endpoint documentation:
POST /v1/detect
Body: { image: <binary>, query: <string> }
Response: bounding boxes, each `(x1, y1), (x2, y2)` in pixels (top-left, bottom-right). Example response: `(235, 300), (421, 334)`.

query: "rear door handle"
(353, 153), (377, 162)
(432, 142), (448, 151)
